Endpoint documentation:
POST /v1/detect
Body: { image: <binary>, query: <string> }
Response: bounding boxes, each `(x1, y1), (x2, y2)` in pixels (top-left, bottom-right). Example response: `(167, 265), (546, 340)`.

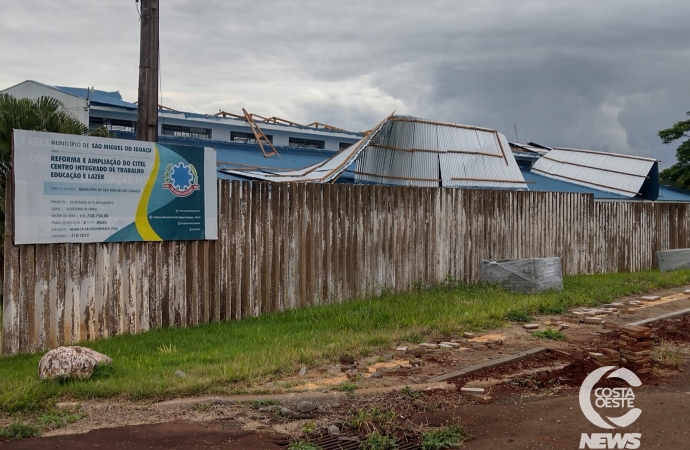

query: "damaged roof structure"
(222, 115), (528, 190)
(530, 147), (660, 200)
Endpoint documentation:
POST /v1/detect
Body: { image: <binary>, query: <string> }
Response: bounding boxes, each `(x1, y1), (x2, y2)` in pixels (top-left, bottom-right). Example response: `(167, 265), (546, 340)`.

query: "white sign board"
(12, 130), (217, 244)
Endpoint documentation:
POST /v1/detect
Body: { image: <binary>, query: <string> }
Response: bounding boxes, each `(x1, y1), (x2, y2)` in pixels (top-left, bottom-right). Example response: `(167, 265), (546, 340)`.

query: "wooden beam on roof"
(304, 122), (348, 132)
(450, 177), (533, 184)
(214, 110), (247, 120)
(540, 155), (651, 179)
(242, 108), (281, 159)
(158, 104), (179, 112)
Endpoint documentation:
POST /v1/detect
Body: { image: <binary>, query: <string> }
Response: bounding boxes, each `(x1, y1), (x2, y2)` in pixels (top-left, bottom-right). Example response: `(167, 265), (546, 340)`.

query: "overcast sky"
(1, 0), (689, 168)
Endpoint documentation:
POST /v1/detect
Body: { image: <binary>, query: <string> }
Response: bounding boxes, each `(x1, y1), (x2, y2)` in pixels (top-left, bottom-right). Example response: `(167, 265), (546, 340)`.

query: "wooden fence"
(3, 180), (690, 355)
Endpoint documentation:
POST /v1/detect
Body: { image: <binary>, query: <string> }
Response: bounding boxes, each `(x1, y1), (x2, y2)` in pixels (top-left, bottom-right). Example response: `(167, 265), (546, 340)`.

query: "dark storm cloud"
(1, 0), (689, 167)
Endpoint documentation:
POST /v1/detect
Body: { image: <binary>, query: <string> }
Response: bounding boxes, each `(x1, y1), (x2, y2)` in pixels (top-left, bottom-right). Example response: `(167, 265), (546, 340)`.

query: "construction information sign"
(12, 130), (218, 244)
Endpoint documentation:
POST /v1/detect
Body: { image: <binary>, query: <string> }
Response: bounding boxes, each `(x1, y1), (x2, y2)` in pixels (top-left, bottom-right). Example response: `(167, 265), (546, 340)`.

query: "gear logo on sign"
(163, 162), (200, 197)
(579, 366), (643, 449)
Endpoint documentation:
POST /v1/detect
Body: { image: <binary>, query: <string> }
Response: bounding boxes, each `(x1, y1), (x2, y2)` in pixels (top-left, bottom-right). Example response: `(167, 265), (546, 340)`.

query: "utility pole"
(136, 0), (159, 142)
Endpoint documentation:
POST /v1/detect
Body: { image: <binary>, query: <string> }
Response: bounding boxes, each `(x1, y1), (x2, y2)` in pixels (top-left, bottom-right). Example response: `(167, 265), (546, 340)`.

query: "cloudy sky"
(1, 0), (689, 167)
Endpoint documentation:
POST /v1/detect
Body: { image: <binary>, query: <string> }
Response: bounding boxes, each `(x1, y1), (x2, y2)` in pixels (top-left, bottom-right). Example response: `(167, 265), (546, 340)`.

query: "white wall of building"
(1, 81), (89, 126)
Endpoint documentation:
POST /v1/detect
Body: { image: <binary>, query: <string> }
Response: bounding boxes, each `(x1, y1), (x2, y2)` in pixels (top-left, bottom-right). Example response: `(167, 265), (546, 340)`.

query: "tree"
(658, 111), (690, 190)
(0, 94), (109, 247)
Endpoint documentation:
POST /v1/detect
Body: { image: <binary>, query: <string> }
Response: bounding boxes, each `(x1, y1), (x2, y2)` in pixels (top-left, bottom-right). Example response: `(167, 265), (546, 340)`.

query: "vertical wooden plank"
(285, 183), (301, 309)
(279, 183), (291, 311)
(147, 243), (158, 330)
(186, 240), (199, 326)
(230, 181), (241, 320)
(109, 243), (123, 336)
(34, 245), (49, 351)
(79, 244), (95, 341)
(271, 183), (282, 312)
(160, 242), (172, 327)
(322, 183), (332, 304)
(64, 245), (81, 345)
(218, 181), (229, 320)
(311, 184), (322, 304)
(250, 181), (261, 316)
(18, 246), (35, 352)
(330, 184), (341, 302)
(298, 183), (308, 307)
(2, 170), (19, 355)
(241, 182), (252, 318)
(138, 242), (151, 332)
(260, 182), (271, 314)
(200, 240), (211, 323)
(120, 242), (136, 334)
(174, 240), (187, 327)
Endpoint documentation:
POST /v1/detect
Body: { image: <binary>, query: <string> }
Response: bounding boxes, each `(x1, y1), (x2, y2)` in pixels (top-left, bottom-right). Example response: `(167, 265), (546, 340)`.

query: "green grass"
(0, 422), (42, 440)
(421, 425), (472, 450)
(505, 310), (533, 322)
(532, 328), (568, 341)
(346, 407), (398, 435)
(1, 270), (689, 413)
(361, 431), (398, 450)
(288, 441), (322, 450)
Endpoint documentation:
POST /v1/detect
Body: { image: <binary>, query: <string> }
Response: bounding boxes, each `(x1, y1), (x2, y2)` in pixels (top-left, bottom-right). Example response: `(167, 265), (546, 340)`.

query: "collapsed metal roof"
(222, 115), (528, 189)
(530, 147), (660, 200)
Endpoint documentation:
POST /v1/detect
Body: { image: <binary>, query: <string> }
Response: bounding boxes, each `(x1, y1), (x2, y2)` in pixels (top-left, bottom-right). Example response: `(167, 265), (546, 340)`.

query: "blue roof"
(106, 132), (690, 202)
(112, 131), (338, 181)
(658, 185), (690, 202)
(522, 168), (628, 199)
(55, 86), (138, 110)
(54, 84), (362, 137)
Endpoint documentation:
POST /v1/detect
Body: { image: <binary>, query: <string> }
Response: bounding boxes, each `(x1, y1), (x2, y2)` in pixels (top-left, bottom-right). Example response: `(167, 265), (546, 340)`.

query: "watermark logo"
(579, 366), (642, 449)
(163, 162), (200, 197)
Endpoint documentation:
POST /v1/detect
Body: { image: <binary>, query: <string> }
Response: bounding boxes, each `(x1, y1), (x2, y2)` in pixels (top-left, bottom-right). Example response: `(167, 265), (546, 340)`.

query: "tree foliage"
(0, 94), (109, 246)
(658, 111), (690, 190)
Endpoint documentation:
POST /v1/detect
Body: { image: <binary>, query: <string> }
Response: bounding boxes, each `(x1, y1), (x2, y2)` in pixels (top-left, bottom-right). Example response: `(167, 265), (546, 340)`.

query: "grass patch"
(421, 425), (472, 450)
(532, 328), (568, 341)
(35, 409), (84, 430)
(652, 340), (682, 365)
(506, 310), (533, 322)
(288, 441), (322, 450)
(0, 422), (42, 440)
(1, 270), (689, 413)
(401, 385), (419, 400)
(347, 407), (397, 435)
(361, 431), (398, 450)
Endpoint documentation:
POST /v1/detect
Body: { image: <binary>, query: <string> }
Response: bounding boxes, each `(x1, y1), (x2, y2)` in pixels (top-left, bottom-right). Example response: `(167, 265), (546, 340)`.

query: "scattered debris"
(460, 387), (485, 394)
(174, 370), (188, 379)
(524, 324), (540, 330)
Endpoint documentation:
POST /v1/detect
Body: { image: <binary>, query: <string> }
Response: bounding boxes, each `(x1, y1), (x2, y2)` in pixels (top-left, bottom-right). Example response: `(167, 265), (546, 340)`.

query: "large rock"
(38, 346), (112, 380)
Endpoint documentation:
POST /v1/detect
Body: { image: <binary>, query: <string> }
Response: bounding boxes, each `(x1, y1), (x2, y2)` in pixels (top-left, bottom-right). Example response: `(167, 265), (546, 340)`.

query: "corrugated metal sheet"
(355, 116), (527, 189)
(220, 119), (388, 182)
(223, 115), (527, 189)
(531, 147), (658, 198)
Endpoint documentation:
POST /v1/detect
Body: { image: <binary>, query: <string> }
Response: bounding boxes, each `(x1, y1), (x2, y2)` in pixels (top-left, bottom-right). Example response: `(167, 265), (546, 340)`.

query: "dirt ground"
(2, 286), (690, 449)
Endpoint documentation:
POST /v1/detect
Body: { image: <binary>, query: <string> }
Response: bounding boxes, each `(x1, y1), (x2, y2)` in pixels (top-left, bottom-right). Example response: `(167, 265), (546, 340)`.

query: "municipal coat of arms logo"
(163, 162), (200, 197)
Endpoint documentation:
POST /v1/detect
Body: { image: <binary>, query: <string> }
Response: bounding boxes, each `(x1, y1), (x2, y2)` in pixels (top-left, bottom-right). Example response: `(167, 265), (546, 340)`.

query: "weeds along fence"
(3, 180), (690, 355)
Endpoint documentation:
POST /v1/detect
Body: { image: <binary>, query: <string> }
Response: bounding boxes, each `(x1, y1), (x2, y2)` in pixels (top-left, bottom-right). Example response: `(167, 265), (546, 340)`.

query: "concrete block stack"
(619, 326), (652, 374)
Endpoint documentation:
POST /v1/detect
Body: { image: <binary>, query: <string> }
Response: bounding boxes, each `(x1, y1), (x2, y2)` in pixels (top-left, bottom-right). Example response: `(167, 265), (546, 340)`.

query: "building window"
(231, 131), (273, 144)
(89, 118), (136, 133)
(339, 142), (354, 150)
(289, 137), (325, 149)
(161, 124), (212, 139)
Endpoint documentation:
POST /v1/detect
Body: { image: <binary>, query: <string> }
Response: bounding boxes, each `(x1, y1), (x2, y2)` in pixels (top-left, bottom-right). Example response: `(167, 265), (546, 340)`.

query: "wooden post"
(136, 0), (159, 142)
